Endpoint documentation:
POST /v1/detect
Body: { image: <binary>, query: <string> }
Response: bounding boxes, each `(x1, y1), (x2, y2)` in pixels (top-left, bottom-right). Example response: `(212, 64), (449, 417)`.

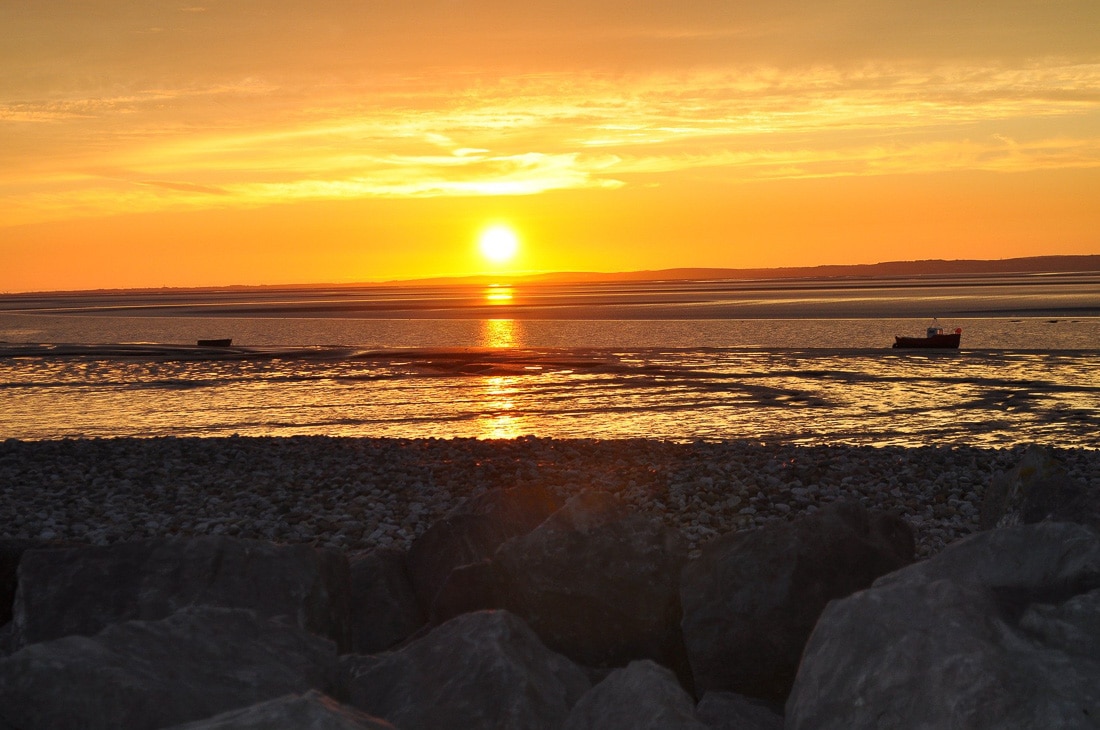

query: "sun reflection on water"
(484, 284), (513, 304)
(481, 318), (516, 348)
(480, 374), (521, 439)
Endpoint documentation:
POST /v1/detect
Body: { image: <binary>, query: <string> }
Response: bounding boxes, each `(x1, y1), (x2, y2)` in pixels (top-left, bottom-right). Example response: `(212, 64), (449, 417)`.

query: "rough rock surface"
(404, 485), (560, 611)
(10, 535), (351, 650)
(344, 609), (590, 730)
(0, 606), (341, 730)
(679, 501), (914, 702)
(493, 492), (689, 670)
(348, 548), (423, 654)
(164, 691), (395, 729)
(563, 660), (707, 730)
(695, 692), (784, 730)
(981, 444), (1099, 530)
(786, 522), (1100, 729)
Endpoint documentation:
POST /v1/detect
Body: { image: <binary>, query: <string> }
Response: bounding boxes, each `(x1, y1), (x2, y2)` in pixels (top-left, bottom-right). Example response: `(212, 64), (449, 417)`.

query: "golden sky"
(3, 1), (1099, 291)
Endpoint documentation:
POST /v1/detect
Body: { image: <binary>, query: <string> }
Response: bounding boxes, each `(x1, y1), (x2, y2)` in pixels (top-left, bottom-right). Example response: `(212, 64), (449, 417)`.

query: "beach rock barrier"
(679, 501), (915, 702)
(2, 445), (1099, 728)
(786, 521), (1100, 728)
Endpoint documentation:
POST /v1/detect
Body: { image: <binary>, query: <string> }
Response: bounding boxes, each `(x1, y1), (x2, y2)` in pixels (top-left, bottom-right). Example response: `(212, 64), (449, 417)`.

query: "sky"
(2, 1), (1099, 292)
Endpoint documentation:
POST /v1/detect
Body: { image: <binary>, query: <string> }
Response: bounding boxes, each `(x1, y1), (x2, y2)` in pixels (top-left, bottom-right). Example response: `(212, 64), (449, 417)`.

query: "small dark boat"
(196, 338), (233, 347)
(893, 323), (961, 349)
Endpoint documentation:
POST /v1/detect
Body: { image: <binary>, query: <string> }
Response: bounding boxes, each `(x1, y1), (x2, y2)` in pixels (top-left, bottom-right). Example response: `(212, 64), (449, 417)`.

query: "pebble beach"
(3, 437), (1098, 559)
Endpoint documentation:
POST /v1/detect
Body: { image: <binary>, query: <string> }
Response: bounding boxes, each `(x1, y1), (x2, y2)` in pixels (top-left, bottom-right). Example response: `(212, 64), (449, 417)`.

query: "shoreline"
(3, 436), (1098, 558)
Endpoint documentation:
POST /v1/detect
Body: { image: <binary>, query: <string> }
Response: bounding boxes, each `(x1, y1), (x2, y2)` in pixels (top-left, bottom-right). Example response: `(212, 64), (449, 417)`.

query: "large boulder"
(348, 548), (423, 654)
(491, 491), (690, 671)
(0, 606), (341, 730)
(981, 444), (1098, 530)
(1, 538), (80, 627)
(786, 522), (1100, 729)
(404, 485), (560, 612)
(679, 501), (914, 702)
(164, 691), (395, 729)
(695, 692), (783, 730)
(344, 609), (590, 730)
(563, 660), (707, 730)
(10, 536), (351, 650)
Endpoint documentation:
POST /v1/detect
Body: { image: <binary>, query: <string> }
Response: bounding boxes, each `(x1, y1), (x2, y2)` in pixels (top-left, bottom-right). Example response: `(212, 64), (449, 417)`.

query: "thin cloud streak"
(4, 61), (1099, 227)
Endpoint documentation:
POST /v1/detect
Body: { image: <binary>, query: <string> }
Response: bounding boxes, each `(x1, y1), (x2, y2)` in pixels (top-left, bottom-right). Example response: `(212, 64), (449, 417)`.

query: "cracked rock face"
(786, 522), (1100, 730)
(0, 607), (341, 730)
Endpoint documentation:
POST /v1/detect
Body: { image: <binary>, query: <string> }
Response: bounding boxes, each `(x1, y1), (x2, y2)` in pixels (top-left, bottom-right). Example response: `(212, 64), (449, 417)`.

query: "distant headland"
(4, 255), (1098, 297)
(405, 254), (1100, 287)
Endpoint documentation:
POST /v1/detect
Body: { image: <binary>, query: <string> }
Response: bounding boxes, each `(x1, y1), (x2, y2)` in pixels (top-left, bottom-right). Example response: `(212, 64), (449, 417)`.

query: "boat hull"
(196, 338), (233, 347)
(892, 333), (961, 349)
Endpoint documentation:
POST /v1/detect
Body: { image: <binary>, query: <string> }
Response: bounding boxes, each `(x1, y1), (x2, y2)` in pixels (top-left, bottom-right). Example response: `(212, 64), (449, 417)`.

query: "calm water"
(2, 274), (1098, 446)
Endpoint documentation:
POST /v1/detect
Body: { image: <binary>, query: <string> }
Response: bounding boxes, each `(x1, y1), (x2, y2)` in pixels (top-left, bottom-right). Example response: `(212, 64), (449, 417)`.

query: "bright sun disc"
(479, 226), (519, 263)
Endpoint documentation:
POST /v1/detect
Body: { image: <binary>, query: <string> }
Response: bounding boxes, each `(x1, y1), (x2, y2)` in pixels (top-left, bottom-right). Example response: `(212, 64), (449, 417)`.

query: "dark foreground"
(1, 442), (1099, 728)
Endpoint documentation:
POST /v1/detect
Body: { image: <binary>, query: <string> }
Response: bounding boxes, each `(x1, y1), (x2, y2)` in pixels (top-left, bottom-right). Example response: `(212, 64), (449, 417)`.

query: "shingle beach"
(5, 437), (1097, 558)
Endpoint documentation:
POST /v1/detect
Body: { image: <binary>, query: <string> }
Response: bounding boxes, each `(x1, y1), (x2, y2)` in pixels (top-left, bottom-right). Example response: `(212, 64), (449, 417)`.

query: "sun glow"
(478, 225), (520, 264)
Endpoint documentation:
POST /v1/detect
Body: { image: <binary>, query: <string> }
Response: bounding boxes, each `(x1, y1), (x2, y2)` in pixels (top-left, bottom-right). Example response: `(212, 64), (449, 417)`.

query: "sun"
(478, 225), (519, 264)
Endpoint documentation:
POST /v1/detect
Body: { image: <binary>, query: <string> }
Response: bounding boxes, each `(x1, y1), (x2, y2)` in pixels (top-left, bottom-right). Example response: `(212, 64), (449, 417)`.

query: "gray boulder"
(164, 691), (395, 729)
(695, 692), (783, 730)
(563, 660), (707, 730)
(492, 491), (690, 671)
(679, 501), (913, 702)
(981, 444), (1098, 530)
(0, 606), (341, 730)
(405, 485), (560, 612)
(1, 538), (80, 627)
(344, 609), (590, 730)
(348, 548), (423, 654)
(786, 522), (1100, 729)
(10, 535), (351, 650)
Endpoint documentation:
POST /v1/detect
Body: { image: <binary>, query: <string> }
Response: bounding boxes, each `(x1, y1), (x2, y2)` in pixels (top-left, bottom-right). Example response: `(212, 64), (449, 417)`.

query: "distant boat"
(196, 338), (233, 347)
(893, 322), (961, 349)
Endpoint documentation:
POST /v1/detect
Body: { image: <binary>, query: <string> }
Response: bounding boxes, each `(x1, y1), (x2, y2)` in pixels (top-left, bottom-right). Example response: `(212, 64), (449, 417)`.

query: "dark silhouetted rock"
(786, 522), (1100, 729)
(404, 485), (560, 612)
(10, 536), (351, 650)
(0, 606), (341, 730)
(563, 660), (707, 730)
(0, 538), (81, 627)
(344, 609), (589, 730)
(348, 549), (423, 654)
(493, 492), (690, 671)
(981, 444), (1098, 530)
(164, 691), (395, 729)
(695, 691), (784, 730)
(430, 557), (509, 623)
(679, 501), (914, 703)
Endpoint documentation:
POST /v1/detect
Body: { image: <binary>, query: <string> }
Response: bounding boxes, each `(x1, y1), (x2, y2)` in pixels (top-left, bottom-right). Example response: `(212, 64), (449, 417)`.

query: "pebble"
(1, 437), (1097, 560)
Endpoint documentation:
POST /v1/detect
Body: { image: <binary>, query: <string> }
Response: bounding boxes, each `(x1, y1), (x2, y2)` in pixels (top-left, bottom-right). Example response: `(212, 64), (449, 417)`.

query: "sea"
(1, 272), (1098, 448)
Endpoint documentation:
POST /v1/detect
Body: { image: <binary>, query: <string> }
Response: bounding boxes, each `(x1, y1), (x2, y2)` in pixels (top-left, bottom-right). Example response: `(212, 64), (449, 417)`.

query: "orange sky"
(3, 1), (1099, 292)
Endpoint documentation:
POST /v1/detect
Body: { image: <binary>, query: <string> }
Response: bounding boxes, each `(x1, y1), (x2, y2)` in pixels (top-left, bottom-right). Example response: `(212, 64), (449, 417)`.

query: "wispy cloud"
(2, 61), (1099, 225)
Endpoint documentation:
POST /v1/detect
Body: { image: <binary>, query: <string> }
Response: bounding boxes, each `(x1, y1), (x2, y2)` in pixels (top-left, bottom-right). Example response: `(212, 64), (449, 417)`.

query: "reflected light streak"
(481, 317), (516, 348)
(480, 375), (521, 440)
(484, 285), (514, 305)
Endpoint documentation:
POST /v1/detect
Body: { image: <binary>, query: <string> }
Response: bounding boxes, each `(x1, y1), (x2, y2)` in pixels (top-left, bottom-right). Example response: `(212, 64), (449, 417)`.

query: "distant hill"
(398, 254), (1100, 286)
(6, 255), (1099, 297)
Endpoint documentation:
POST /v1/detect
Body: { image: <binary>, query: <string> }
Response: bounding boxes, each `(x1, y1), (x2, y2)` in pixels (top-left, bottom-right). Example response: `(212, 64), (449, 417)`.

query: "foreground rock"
(344, 610), (590, 730)
(563, 660), (707, 730)
(482, 492), (689, 672)
(348, 549), (423, 654)
(695, 692), (783, 730)
(165, 691), (395, 729)
(679, 501), (914, 702)
(787, 522), (1100, 729)
(10, 535), (351, 650)
(405, 486), (561, 612)
(0, 607), (340, 730)
(981, 444), (1099, 530)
